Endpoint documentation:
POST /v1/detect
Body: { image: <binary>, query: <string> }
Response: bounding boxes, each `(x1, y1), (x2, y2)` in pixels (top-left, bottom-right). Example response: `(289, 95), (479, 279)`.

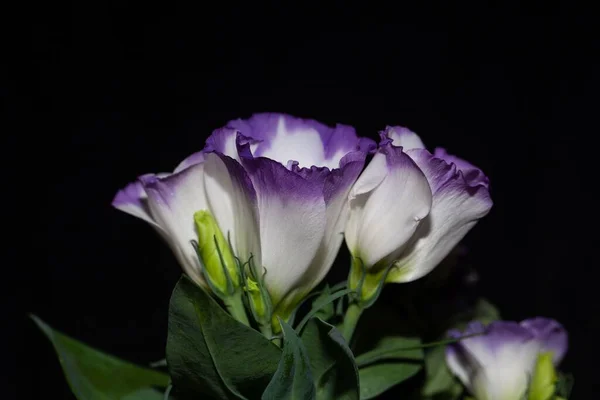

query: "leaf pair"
(167, 276), (280, 399)
(170, 276), (360, 400)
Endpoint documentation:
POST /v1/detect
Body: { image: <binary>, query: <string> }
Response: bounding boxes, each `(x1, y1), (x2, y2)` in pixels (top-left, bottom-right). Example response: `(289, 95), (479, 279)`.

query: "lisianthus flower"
(446, 318), (568, 400)
(113, 113), (374, 321)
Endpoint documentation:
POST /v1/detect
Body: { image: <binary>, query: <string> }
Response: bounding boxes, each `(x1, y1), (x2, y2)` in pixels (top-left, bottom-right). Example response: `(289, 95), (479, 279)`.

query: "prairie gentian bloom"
(344, 133), (433, 301)
(113, 113), (374, 325)
(446, 318), (568, 400)
(345, 127), (492, 302)
(386, 127), (493, 283)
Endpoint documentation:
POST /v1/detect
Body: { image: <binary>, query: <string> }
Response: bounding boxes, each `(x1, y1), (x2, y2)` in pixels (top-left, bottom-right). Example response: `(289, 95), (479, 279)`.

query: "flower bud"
(193, 210), (240, 295)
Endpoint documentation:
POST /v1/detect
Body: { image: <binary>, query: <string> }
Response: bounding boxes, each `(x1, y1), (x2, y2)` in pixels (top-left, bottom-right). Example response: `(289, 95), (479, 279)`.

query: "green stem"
(341, 302), (363, 344)
(259, 321), (273, 339)
(223, 292), (250, 326)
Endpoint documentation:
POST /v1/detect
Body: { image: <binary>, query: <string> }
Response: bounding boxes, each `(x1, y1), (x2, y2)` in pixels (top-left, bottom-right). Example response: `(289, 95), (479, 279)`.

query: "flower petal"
(239, 143), (327, 305)
(521, 317), (568, 364)
(203, 152), (260, 264)
(277, 149), (373, 314)
(228, 113), (361, 169)
(446, 321), (540, 400)
(112, 179), (158, 226)
(203, 127), (240, 160)
(112, 173), (170, 229)
(140, 164), (208, 285)
(173, 151), (206, 173)
(345, 142), (432, 269)
(386, 126), (426, 150)
(388, 148), (492, 282)
(433, 147), (490, 188)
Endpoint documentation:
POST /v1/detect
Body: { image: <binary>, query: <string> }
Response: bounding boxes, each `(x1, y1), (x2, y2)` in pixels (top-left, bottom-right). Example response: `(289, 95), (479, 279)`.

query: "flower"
(345, 126), (492, 301)
(344, 132), (433, 301)
(112, 113), (374, 323)
(386, 126), (492, 283)
(445, 318), (568, 400)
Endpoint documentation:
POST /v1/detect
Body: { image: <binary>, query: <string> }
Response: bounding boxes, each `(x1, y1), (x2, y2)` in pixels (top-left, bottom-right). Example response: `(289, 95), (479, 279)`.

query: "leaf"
(355, 336), (424, 367)
(167, 276), (281, 399)
(262, 319), (316, 400)
(301, 318), (359, 400)
(311, 285), (335, 321)
(421, 344), (462, 399)
(356, 336), (423, 399)
(295, 288), (353, 334)
(30, 314), (170, 400)
(555, 372), (574, 399)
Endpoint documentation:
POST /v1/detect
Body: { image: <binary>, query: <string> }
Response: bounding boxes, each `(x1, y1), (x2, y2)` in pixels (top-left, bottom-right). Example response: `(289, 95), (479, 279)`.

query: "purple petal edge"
(112, 180), (145, 208)
(447, 320), (536, 357)
(521, 317), (568, 364)
(227, 112), (365, 160)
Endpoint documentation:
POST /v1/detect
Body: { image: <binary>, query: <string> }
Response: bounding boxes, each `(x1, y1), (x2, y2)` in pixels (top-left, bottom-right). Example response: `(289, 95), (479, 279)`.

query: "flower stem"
(341, 302), (363, 344)
(259, 321), (273, 339)
(223, 292), (250, 326)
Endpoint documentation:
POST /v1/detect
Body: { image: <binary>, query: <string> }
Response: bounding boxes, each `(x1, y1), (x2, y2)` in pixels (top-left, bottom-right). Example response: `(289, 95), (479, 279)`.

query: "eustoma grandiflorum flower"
(446, 318), (568, 400)
(112, 113), (374, 334)
(344, 126), (493, 305)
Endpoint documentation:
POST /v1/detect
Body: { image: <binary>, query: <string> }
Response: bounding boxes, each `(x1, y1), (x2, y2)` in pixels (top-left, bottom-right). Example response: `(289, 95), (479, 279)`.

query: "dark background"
(17, 4), (597, 398)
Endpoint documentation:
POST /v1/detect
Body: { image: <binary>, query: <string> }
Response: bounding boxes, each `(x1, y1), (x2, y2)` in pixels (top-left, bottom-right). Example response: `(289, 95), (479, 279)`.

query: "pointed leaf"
(301, 318), (359, 400)
(355, 336), (423, 399)
(31, 315), (169, 400)
(311, 285), (335, 321)
(262, 319), (316, 400)
(295, 288), (353, 334)
(167, 276), (281, 399)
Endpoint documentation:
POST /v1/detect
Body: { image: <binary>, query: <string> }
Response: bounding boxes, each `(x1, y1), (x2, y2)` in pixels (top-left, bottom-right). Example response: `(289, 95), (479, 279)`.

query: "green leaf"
(355, 336), (424, 367)
(295, 288), (353, 334)
(421, 344), (462, 399)
(30, 314), (169, 400)
(555, 372), (574, 399)
(167, 276), (281, 399)
(356, 336), (423, 399)
(262, 319), (316, 400)
(301, 318), (359, 400)
(311, 285), (335, 321)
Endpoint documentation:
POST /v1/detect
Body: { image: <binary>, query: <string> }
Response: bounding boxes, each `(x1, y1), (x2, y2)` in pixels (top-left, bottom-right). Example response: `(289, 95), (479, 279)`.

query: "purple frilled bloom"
(345, 126), (492, 286)
(112, 113), (375, 318)
(445, 318), (568, 400)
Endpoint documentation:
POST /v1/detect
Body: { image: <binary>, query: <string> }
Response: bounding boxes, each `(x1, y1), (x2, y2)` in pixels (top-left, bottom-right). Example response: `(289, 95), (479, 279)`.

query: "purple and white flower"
(446, 318), (568, 400)
(345, 127), (492, 285)
(113, 113), (374, 319)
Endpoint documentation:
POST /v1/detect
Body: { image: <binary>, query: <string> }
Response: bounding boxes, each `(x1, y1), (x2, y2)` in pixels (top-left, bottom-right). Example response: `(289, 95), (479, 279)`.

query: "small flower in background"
(345, 127), (492, 303)
(445, 318), (568, 400)
(112, 113), (374, 329)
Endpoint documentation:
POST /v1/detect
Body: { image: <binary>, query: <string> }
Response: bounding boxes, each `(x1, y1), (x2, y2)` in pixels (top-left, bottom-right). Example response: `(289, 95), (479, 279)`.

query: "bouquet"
(33, 113), (572, 399)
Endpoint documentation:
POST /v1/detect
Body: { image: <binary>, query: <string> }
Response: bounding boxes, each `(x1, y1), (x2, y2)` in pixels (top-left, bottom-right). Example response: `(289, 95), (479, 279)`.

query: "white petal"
(346, 149), (432, 269)
(173, 151), (205, 173)
(387, 126), (426, 150)
(203, 153), (261, 263)
(259, 116), (328, 169)
(142, 164), (208, 285)
(243, 157), (327, 304)
(389, 149), (492, 282)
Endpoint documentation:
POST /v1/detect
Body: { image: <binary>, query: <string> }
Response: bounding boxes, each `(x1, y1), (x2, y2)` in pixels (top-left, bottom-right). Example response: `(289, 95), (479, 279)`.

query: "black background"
(16, 3), (598, 398)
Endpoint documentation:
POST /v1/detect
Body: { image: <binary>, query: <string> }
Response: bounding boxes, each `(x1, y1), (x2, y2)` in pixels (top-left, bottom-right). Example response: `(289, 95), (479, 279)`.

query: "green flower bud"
(528, 351), (557, 400)
(242, 257), (273, 337)
(194, 210), (240, 295)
